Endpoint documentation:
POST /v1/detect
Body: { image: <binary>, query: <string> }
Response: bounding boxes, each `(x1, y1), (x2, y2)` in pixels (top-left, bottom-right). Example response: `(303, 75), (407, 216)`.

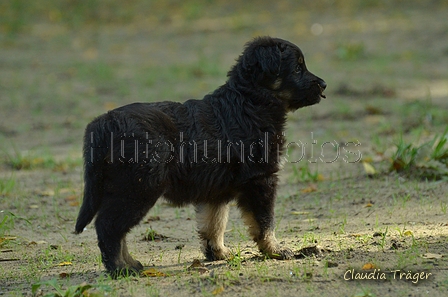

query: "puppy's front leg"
(238, 176), (294, 260)
(196, 203), (231, 261)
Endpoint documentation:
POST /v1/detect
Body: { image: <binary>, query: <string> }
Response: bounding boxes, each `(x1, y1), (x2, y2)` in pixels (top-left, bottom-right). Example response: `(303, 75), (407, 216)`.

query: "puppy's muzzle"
(318, 81), (327, 99)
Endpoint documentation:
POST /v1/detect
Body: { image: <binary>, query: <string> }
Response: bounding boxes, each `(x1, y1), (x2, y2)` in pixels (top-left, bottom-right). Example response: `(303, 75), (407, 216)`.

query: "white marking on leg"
(241, 210), (279, 255)
(196, 203), (230, 259)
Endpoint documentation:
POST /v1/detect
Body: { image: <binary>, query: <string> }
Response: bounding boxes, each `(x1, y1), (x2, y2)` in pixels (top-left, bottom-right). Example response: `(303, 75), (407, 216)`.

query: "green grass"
(0, 211), (15, 238)
(32, 279), (112, 297)
(290, 162), (322, 183)
(0, 211), (30, 238)
(390, 127), (448, 179)
(6, 150), (57, 170)
(227, 246), (244, 270)
(441, 201), (447, 214)
(0, 175), (16, 195)
(2, 147), (81, 171)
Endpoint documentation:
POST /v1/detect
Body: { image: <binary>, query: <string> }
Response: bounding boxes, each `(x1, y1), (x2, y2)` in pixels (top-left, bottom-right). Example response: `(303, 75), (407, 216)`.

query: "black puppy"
(75, 36), (326, 277)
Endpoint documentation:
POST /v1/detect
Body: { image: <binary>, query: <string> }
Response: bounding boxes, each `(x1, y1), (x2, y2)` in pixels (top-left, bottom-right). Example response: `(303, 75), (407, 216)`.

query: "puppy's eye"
(294, 65), (301, 74)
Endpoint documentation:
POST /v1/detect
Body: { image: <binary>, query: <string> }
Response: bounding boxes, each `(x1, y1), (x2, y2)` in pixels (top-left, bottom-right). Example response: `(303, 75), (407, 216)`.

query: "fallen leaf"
(301, 184), (317, 193)
(422, 253), (443, 259)
(316, 174), (325, 181)
(0, 236), (17, 245)
(65, 195), (77, 201)
(365, 202), (373, 208)
(403, 230), (413, 236)
(141, 268), (167, 277)
(144, 216), (161, 223)
(189, 259), (204, 269)
(350, 234), (362, 237)
(188, 259), (209, 274)
(37, 189), (55, 196)
(55, 261), (72, 267)
(362, 263), (377, 270)
(212, 286), (224, 295)
(362, 162), (376, 176)
(59, 272), (70, 278)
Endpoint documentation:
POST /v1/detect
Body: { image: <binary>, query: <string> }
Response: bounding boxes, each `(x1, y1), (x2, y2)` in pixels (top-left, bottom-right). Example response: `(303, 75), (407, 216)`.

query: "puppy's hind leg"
(196, 203), (231, 261)
(95, 191), (158, 278)
(121, 237), (143, 271)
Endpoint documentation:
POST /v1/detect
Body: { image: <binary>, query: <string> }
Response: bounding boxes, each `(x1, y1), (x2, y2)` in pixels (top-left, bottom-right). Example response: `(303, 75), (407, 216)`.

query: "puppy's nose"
(319, 80), (327, 90)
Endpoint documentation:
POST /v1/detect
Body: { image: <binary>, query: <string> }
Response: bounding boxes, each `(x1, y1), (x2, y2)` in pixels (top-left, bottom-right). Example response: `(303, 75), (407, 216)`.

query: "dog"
(75, 36), (326, 277)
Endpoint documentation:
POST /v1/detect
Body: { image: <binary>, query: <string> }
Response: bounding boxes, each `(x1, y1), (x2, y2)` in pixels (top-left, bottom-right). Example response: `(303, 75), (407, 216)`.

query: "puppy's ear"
(256, 46), (282, 77)
(243, 43), (283, 80)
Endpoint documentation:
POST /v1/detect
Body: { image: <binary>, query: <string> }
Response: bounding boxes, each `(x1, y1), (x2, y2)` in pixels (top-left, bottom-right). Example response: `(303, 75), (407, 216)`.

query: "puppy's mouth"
(319, 85), (326, 99)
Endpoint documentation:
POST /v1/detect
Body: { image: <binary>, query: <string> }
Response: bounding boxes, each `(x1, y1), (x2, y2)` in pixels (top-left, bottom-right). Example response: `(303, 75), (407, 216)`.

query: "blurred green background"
(1, 0), (447, 154)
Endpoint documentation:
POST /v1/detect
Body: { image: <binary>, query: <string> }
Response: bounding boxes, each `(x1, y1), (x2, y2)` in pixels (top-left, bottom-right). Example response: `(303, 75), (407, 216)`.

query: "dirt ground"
(1, 1), (447, 296)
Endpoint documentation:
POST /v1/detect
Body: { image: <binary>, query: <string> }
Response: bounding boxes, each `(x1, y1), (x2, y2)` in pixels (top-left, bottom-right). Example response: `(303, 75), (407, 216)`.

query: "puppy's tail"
(75, 118), (109, 234)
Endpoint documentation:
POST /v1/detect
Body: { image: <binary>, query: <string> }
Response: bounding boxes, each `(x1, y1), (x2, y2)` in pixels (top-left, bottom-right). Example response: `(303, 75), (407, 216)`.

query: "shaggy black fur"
(75, 36), (326, 277)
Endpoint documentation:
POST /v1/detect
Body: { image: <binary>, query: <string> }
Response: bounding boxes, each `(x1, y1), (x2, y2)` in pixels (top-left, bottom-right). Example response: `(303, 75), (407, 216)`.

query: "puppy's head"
(235, 36), (326, 111)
